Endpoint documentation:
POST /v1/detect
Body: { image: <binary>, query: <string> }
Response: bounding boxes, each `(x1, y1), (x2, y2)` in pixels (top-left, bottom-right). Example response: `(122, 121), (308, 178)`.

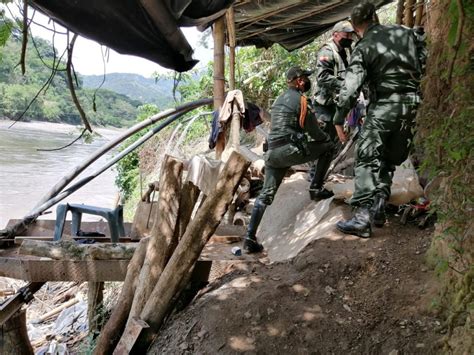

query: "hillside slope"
(150, 203), (443, 354)
(82, 73), (175, 108)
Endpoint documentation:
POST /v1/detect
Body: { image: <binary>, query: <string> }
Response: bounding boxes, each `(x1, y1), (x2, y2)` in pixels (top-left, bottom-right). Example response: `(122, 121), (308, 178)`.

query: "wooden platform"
(0, 220), (261, 282)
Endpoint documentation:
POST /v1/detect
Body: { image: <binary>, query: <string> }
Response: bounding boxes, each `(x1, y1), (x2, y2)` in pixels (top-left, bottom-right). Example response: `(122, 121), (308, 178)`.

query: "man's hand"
(335, 124), (347, 143)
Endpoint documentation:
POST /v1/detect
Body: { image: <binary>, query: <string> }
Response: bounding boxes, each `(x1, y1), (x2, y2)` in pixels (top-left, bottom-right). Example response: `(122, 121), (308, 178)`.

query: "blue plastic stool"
(53, 203), (125, 242)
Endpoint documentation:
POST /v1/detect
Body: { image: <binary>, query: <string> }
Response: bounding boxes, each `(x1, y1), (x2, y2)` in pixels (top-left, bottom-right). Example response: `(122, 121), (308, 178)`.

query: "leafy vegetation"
(0, 34), (142, 127)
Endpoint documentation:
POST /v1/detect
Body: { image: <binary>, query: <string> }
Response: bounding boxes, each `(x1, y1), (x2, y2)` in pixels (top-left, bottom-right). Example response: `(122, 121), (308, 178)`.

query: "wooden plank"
(0, 258), (129, 282)
(113, 317), (149, 355)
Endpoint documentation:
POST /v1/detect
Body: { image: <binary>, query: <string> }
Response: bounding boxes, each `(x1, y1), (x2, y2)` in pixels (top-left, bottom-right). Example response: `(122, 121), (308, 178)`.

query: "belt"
(267, 136), (292, 150)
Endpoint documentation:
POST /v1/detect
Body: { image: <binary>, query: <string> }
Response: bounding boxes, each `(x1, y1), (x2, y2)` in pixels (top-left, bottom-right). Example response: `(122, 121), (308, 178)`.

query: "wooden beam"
(0, 258), (129, 282)
(213, 16), (226, 159)
(19, 240), (137, 260)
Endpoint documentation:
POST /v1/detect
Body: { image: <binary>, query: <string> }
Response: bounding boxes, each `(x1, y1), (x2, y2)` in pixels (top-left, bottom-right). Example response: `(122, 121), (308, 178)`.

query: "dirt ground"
(149, 209), (444, 354)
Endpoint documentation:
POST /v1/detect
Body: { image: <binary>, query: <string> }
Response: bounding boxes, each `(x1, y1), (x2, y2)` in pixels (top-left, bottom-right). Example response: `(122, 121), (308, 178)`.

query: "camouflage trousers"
(350, 101), (418, 207)
(258, 140), (334, 205)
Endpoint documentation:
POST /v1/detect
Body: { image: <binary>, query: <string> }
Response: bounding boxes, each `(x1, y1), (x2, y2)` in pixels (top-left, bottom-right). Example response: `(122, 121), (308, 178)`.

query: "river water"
(0, 120), (121, 228)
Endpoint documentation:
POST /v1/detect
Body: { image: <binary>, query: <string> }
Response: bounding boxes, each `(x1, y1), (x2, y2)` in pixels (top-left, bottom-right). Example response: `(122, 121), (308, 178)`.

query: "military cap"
(332, 20), (354, 33)
(286, 66), (314, 81)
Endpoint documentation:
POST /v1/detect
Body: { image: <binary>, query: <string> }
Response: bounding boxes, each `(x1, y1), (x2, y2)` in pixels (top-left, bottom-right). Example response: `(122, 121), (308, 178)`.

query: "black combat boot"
(371, 193), (387, 227)
(308, 150), (334, 201)
(243, 199), (266, 253)
(336, 206), (372, 238)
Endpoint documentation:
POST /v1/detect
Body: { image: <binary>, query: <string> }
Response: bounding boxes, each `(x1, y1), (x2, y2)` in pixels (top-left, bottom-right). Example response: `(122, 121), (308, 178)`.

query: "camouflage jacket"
(313, 40), (350, 106)
(269, 87), (329, 143)
(333, 23), (425, 125)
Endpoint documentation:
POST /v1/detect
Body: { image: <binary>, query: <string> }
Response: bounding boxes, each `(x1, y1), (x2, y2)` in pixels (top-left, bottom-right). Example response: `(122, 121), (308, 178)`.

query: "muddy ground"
(149, 209), (444, 354)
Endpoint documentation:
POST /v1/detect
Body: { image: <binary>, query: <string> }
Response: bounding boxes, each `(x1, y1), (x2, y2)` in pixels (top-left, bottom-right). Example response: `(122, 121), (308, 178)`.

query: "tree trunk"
(175, 181), (201, 241)
(93, 238), (149, 355)
(127, 156), (183, 322)
(135, 151), (250, 351)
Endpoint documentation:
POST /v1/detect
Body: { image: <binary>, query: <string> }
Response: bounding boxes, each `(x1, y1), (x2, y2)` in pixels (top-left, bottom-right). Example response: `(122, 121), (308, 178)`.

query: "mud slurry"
(150, 214), (443, 354)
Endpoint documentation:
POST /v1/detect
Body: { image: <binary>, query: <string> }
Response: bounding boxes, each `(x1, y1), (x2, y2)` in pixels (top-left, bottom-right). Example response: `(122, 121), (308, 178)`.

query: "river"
(0, 120), (122, 228)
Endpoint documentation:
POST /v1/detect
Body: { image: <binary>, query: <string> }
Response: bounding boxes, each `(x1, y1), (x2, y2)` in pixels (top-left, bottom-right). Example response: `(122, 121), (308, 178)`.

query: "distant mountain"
(82, 73), (176, 108)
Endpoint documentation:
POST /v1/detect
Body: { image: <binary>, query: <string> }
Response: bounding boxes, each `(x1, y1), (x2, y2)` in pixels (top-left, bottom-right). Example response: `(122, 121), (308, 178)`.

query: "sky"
(2, 3), (214, 78)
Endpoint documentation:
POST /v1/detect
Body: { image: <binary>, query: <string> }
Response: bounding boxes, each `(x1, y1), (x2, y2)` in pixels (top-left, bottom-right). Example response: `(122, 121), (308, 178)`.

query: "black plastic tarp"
(30, 0), (234, 72)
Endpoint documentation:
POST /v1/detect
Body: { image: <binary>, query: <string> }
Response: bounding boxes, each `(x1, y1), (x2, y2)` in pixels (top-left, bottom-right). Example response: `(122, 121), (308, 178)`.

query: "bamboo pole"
(1, 99), (212, 239)
(226, 7), (236, 91)
(414, 0), (424, 27)
(396, 0), (405, 25)
(213, 16), (226, 159)
(404, 0), (416, 27)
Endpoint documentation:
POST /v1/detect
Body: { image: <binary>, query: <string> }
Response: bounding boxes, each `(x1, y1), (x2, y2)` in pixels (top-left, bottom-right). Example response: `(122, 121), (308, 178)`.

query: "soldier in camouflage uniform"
(333, 2), (426, 238)
(313, 20), (355, 140)
(244, 67), (335, 253)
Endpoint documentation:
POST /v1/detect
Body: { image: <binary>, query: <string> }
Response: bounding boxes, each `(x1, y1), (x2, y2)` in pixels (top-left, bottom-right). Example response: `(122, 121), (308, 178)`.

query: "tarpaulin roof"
(233, 0), (393, 51)
(30, 0), (235, 72)
(29, 0), (392, 72)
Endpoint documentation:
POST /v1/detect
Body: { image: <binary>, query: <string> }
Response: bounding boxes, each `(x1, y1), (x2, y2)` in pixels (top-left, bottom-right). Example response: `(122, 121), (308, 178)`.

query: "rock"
(325, 286), (336, 295)
(179, 342), (189, 351)
(416, 343), (425, 348)
(388, 350), (399, 355)
(244, 311), (252, 319)
(267, 308), (275, 316)
(343, 304), (352, 312)
(197, 328), (208, 339)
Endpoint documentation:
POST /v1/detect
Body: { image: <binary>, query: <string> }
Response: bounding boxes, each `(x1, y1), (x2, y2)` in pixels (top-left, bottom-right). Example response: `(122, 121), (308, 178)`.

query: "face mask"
(339, 38), (353, 48)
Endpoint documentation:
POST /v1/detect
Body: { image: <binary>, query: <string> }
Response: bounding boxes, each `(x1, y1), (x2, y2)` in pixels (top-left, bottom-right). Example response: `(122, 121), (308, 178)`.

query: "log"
(19, 240), (136, 260)
(113, 317), (149, 355)
(135, 151), (250, 350)
(127, 156), (183, 322)
(93, 238), (149, 355)
(175, 182), (201, 241)
(0, 310), (33, 354)
(88, 282), (104, 337)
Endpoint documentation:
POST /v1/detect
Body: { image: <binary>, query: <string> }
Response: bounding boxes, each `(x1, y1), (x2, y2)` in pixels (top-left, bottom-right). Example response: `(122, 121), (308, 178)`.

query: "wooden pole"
(127, 156), (183, 322)
(88, 282), (104, 338)
(404, 0), (416, 27)
(414, 0), (424, 27)
(396, 0), (405, 25)
(0, 310), (34, 354)
(93, 238), (149, 355)
(213, 16), (226, 159)
(135, 151), (250, 351)
(226, 7), (236, 91)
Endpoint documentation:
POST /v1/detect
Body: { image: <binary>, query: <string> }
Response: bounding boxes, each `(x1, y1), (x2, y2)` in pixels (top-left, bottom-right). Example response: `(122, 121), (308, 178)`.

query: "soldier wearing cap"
(333, 2), (426, 238)
(243, 66), (335, 253)
(313, 20), (355, 140)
